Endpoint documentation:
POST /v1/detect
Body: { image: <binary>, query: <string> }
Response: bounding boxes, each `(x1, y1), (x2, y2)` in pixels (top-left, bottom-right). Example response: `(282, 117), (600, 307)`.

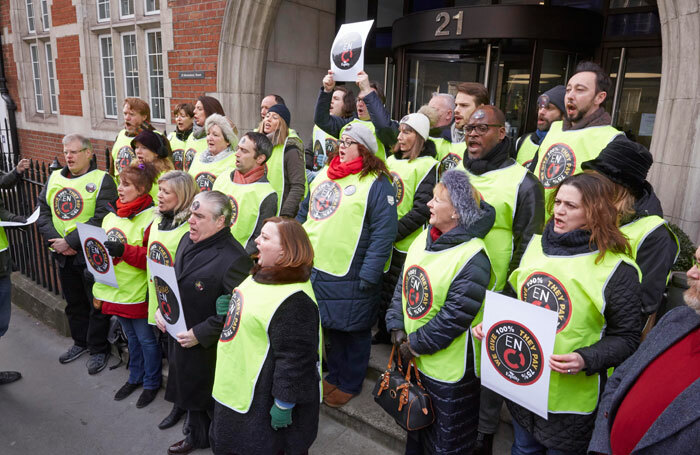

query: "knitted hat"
(582, 136), (653, 198)
(540, 85), (566, 115)
(205, 113), (239, 149)
(131, 129), (169, 158)
(400, 113), (430, 140)
(440, 170), (483, 229)
(267, 104), (291, 128)
(342, 122), (378, 155)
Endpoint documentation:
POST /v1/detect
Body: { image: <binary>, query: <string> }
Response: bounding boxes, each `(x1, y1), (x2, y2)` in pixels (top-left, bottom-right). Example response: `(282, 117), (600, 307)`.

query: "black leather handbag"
(372, 345), (435, 431)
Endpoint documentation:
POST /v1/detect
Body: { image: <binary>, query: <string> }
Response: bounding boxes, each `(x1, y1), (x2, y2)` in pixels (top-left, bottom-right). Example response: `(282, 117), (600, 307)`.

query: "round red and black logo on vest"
(403, 265), (433, 319)
(228, 196), (239, 226)
(116, 146), (135, 173)
(196, 172), (216, 192)
(486, 320), (544, 385)
(310, 180), (342, 220)
(539, 143), (576, 189)
(172, 149), (184, 171)
(154, 275), (181, 325)
(520, 272), (572, 333)
(106, 228), (127, 244)
(148, 241), (173, 266)
(84, 237), (110, 274)
(441, 153), (462, 173)
(331, 31), (362, 70)
(53, 187), (83, 220)
(220, 289), (243, 342)
(391, 171), (405, 205)
(184, 149), (197, 171)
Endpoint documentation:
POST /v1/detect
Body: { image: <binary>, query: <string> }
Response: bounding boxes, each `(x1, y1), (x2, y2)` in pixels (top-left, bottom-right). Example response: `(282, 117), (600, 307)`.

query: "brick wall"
(55, 35), (83, 116)
(0, 0), (11, 34)
(19, 129), (112, 171)
(2, 43), (20, 112)
(167, 0), (226, 112)
(51, 0), (78, 27)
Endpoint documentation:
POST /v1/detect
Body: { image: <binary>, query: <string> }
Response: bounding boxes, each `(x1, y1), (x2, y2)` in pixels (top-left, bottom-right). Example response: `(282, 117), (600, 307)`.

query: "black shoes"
(474, 431), (494, 455)
(136, 388), (158, 408)
(159, 405), (186, 430)
(0, 371), (21, 385)
(114, 382), (142, 401)
(167, 438), (195, 455)
(87, 352), (110, 375)
(59, 345), (88, 364)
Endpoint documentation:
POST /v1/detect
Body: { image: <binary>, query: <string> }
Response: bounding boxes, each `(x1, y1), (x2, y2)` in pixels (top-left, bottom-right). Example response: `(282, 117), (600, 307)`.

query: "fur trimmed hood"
(251, 262), (312, 285)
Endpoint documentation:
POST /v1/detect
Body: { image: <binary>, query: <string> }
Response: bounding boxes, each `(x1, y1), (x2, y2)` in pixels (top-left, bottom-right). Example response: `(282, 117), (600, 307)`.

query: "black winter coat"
(165, 228), (251, 411)
(0, 170), (26, 277)
(507, 221), (642, 454)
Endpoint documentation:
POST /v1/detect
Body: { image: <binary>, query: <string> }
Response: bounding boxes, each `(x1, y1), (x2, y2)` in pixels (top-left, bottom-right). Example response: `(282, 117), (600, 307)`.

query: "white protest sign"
(148, 259), (187, 338)
(330, 20), (374, 82)
(312, 128), (335, 170)
(77, 223), (118, 288)
(480, 291), (557, 419)
(0, 206), (40, 227)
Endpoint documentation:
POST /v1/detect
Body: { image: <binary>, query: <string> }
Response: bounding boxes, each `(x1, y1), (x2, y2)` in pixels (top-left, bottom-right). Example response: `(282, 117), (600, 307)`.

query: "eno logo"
(486, 320), (543, 386)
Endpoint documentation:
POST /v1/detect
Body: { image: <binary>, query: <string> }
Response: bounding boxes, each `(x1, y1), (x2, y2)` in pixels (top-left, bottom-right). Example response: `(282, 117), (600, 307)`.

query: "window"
(119, 0), (134, 18)
(99, 35), (118, 118)
(26, 0), (36, 33)
(146, 31), (164, 121)
(121, 33), (139, 97)
(29, 44), (43, 112)
(144, 0), (159, 14)
(40, 0), (50, 30)
(97, 0), (110, 21)
(45, 43), (58, 113)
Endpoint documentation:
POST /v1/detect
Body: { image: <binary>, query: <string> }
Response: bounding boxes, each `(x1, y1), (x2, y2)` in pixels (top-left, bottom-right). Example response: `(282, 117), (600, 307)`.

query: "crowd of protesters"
(0, 59), (697, 455)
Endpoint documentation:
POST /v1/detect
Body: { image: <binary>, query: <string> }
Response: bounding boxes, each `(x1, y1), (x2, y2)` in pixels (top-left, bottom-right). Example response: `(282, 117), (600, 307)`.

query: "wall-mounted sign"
(179, 71), (205, 80)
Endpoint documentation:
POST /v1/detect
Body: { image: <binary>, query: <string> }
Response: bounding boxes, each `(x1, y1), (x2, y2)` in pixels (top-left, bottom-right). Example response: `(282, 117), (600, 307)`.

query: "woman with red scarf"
(298, 122), (397, 408)
(93, 162), (161, 408)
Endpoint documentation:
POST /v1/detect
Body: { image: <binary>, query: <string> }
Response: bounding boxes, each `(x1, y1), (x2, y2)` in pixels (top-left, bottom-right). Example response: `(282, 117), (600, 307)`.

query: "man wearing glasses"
(461, 106), (545, 455)
(514, 85), (566, 171)
(37, 134), (117, 375)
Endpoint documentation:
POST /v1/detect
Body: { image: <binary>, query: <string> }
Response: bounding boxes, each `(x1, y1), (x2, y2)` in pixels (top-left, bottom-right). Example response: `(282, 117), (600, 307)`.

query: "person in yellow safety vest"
(514, 85), (565, 172)
(210, 217), (321, 455)
(144, 170), (198, 431)
(376, 113), (438, 345)
(386, 170), (495, 455)
(211, 132), (278, 254)
(433, 82), (489, 176)
(110, 97), (157, 178)
(473, 172), (643, 455)
(460, 105), (545, 454)
(582, 137), (679, 324)
(183, 96), (226, 172)
(37, 133), (117, 374)
(168, 103), (195, 171)
(297, 122), (397, 408)
(258, 103), (307, 218)
(95, 162), (160, 408)
(132, 129), (174, 204)
(187, 114), (239, 192)
(313, 70), (398, 163)
(533, 61), (624, 206)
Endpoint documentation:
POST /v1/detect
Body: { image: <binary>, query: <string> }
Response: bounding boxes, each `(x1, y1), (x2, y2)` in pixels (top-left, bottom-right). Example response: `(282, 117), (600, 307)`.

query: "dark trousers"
(185, 410), (211, 449)
(0, 276), (11, 337)
(58, 259), (110, 354)
(324, 328), (371, 395)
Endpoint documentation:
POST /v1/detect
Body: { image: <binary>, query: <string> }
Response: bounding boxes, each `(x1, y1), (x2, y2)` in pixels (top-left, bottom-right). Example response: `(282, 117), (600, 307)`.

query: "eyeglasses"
(464, 124), (503, 135)
(338, 139), (359, 148)
(63, 148), (87, 156)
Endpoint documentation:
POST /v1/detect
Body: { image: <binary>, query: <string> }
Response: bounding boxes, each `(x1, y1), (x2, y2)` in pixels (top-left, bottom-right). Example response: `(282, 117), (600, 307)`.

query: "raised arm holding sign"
(330, 20), (374, 82)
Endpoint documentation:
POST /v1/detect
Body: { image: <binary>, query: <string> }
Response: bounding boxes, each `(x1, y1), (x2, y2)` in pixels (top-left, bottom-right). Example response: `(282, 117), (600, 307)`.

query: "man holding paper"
(37, 134), (117, 374)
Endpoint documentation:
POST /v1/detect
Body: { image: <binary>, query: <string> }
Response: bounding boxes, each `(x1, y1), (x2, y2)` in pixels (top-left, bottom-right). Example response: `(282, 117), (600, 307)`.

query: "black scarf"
(463, 136), (512, 175)
(541, 220), (594, 256)
(175, 127), (193, 142)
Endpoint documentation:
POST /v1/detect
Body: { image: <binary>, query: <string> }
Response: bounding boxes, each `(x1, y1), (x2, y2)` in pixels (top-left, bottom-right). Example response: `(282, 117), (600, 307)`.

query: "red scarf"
(233, 166), (266, 184)
(430, 226), (442, 242)
(116, 194), (152, 218)
(326, 155), (364, 180)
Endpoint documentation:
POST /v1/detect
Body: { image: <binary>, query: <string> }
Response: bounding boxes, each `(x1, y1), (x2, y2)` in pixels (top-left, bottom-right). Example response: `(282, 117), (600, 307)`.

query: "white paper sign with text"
(330, 20), (374, 82)
(77, 223), (118, 288)
(148, 259), (187, 338)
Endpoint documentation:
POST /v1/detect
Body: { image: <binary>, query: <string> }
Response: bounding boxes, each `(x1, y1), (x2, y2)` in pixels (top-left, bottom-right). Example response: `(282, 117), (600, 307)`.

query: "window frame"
(121, 32), (140, 98)
(119, 0), (134, 19)
(144, 0), (160, 15)
(29, 43), (44, 113)
(145, 29), (165, 122)
(40, 0), (50, 31)
(26, 0), (36, 34)
(98, 35), (118, 119)
(97, 0), (111, 22)
(45, 42), (58, 114)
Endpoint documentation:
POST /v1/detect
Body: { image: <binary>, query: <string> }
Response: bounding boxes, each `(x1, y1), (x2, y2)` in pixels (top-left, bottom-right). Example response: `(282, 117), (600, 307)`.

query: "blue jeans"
(511, 419), (578, 455)
(324, 328), (371, 395)
(117, 316), (162, 389)
(0, 276), (11, 337)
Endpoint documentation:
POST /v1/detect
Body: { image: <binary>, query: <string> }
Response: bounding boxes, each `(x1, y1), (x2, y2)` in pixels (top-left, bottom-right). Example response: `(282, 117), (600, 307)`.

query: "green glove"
(270, 403), (293, 430)
(215, 294), (232, 316)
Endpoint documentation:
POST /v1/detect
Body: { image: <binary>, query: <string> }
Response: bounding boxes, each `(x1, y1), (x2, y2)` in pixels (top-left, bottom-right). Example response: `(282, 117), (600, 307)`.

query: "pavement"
(0, 305), (396, 455)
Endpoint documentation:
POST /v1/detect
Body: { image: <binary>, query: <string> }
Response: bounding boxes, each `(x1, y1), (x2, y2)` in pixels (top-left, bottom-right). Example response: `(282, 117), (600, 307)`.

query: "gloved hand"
(104, 240), (125, 258)
(270, 403), (293, 430)
(359, 279), (374, 292)
(216, 294), (232, 316)
(391, 329), (407, 346)
(399, 341), (416, 364)
(10, 214), (27, 223)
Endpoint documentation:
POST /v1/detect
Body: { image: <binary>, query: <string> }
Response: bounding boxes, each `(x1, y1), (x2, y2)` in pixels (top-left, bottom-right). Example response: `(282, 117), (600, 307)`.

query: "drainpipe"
(0, 34), (20, 167)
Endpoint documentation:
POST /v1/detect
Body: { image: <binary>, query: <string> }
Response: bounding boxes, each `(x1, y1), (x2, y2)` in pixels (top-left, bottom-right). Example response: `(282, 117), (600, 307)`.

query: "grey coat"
(588, 305), (700, 454)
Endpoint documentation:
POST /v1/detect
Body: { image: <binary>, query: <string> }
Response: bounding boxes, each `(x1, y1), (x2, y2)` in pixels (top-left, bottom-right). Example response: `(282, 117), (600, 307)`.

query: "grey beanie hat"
(205, 113), (239, 149)
(342, 122), (378, 155)
(541, 85), (566, 115)
(440, 170), (483, 229)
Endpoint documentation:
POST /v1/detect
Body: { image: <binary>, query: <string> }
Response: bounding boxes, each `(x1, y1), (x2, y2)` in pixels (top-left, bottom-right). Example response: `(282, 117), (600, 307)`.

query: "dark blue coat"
(297, 173), (397, 332)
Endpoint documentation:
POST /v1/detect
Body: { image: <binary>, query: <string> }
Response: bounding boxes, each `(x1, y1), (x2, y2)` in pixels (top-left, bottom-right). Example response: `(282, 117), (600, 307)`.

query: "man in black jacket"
(37, 134), (117, 375)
